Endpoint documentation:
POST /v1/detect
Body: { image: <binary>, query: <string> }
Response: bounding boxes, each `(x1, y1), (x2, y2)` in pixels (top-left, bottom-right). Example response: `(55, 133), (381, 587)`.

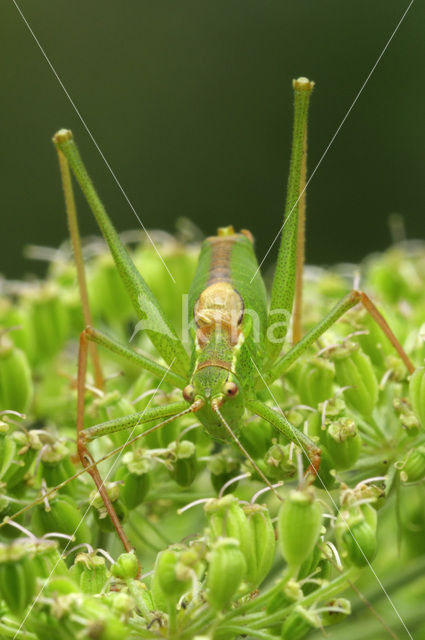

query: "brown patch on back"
(194, 281), (243, 347)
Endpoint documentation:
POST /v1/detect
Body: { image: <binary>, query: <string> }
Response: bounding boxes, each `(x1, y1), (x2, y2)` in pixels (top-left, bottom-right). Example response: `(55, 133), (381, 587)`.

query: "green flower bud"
(31, 494), (91, 546)
(277, 488), (322, 571)
(0, 339), (33, 413)
(409, 367), (425, 428)
(242, 504), (276, 587)
(281, 606), (321, 639)
(263, 443), (297, 481)
(206, 538), (246, 611)
(73, 551), (108, 594)
(167, 440), (197, 487)
(40, 441), (75, 493)
(115, 451), (151, 509)
(151, 547), (193, 612)
(335, 505), (377, 567)
(331, 342), (378, 417)
(205, 496), (253, 574)
(208, 452), (241, 495)
(326, 418), (361, 470)
(397, 446), (425, 483)
(296, 357), (335, 407)
(111, 551), (139, 580)
(321, 598), (351, 626)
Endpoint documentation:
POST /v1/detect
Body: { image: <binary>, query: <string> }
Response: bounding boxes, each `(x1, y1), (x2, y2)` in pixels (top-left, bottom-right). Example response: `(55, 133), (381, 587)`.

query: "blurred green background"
(1, 0), (423, 279)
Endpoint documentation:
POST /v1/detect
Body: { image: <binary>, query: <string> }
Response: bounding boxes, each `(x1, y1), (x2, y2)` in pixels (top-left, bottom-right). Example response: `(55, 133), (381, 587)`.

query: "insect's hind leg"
(77, 328), (133, 552)
(76, 327), (192, 551)
(266, 289), (415, 384)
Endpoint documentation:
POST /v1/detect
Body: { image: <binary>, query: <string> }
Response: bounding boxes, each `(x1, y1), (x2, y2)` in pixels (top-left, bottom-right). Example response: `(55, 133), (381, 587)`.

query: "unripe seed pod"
(167, 440), (197, 487)
(326, 418), (361, 470)
(281, 605), (321, 640)
(296, 357), (335, 407)
(206, 538), (246, 611)
(31, 494), (91, 546)
(277, 488), (322, 570)
(205, 496), (253, 573)
(331, 342), (378, 417)
(111, 551), (139, 580)
(341, 520), (376, 567)
(40, 440), (75, 493)
(242, 504), (276, 587)
(335, 506), (377, 568)
(409, 367), (425, 428)
(151, 548), (192, 610)
(397, 446), (425, 483)
(0, 541), (37, 616)
(73, 552), (108, 594)
(115, 451), (151, 509)
(263, 443), (297, 481)
(0, 339), (33, 413)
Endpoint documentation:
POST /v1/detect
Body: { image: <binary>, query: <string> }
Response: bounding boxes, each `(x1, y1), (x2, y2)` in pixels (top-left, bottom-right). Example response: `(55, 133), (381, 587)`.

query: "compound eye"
(183, 385), (195, 403)
(224, 381), (239, 397)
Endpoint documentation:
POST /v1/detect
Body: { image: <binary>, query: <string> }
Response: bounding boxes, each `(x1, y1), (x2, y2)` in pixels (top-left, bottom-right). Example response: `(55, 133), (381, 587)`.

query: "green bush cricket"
(2, 77), (414, 556)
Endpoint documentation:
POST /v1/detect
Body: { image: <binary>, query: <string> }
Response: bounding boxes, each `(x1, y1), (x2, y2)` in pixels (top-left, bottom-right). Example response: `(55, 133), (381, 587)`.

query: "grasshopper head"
(182, 367), (244, 441)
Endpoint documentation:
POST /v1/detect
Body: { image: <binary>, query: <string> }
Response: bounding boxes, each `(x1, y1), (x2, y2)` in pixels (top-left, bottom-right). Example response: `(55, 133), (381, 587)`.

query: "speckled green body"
(186, 229), (267, 439)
